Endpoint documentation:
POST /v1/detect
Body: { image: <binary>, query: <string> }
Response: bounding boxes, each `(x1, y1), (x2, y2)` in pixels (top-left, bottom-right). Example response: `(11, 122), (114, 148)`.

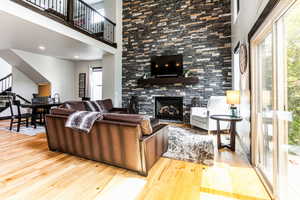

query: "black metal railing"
(73, 0), (115, 43)
(0, 74), (12, 94)
(15, 0), (116, 45)
(23, 0), (67, 17)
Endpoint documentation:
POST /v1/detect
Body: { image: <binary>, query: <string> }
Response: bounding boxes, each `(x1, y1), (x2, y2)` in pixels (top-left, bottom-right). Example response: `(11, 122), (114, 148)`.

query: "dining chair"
(9, 100), (32, 132)
(32, 94), (46, 124)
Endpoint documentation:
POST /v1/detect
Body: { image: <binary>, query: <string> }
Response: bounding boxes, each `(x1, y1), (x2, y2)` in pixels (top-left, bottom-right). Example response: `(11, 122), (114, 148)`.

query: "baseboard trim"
(236, 134), (251, 162)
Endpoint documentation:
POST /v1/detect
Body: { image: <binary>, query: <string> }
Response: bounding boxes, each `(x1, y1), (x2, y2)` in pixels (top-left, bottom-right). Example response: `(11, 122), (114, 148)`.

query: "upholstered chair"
(190, 96), (230, 132)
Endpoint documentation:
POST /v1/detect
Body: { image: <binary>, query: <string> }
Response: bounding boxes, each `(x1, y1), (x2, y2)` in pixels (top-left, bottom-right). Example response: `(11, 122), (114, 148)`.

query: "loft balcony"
(11, 0), (117, 48)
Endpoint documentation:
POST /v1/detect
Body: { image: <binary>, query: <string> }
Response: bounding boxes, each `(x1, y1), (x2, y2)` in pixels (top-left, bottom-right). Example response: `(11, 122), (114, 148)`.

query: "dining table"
(21, 102), (62, 127)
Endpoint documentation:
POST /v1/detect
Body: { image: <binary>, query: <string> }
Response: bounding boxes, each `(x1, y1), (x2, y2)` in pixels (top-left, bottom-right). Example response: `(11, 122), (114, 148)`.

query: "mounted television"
(151, 55), (183, 77)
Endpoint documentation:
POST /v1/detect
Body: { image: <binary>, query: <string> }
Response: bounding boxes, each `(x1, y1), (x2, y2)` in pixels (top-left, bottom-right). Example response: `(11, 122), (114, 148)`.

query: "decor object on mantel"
(141, 72), (150, 79)
(226, 90), (240, 117)
(138, 76), (199, 86)
(163, 126), (215, 165)
(183, 69), (191, 77)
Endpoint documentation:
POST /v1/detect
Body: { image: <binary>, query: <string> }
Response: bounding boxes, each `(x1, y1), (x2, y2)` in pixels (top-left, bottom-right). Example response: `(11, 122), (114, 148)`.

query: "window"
(91, 67), (103, 100)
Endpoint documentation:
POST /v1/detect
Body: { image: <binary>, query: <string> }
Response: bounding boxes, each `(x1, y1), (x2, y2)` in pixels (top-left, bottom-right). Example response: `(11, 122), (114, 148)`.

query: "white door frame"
(250, 0), (297, 199)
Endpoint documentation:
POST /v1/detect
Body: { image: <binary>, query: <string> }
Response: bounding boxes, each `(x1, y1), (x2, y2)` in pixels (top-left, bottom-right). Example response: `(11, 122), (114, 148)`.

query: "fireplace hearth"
(155, 97), (183, 121)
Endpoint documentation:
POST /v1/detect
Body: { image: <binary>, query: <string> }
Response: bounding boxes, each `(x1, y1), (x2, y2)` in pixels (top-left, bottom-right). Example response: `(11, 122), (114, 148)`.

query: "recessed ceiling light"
(38, 46), (46, 50)
(74, 55), (79, 59)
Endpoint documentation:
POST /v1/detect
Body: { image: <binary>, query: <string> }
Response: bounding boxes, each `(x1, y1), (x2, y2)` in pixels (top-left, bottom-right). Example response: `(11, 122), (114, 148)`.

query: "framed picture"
(79, 73), (86, 98)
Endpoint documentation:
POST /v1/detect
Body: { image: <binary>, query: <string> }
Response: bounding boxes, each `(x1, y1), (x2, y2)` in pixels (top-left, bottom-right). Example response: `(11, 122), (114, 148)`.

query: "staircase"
(0, 73), (12, 94)
(0, 74), (12, 113)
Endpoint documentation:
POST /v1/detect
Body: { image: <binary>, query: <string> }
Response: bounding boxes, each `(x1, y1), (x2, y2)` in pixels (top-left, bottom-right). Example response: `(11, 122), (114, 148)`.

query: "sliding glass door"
(251, 1), (300, 199)
(256, 31), (274, 186)
(278, 2), (300, 199)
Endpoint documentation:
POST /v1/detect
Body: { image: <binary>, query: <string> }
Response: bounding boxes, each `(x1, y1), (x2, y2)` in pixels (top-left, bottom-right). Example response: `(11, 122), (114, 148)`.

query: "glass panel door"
(256, 32), (274, 186)
(277, 2), (300, 199)
(252, 1), (300, 199)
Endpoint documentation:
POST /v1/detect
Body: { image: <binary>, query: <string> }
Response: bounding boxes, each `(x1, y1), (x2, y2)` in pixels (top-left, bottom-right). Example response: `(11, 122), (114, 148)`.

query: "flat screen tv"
(151, 55), (183, 77)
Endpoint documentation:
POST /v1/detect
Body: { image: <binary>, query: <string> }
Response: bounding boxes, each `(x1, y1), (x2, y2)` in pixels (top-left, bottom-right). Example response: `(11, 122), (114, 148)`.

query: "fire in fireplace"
(155, 97), (183, 121)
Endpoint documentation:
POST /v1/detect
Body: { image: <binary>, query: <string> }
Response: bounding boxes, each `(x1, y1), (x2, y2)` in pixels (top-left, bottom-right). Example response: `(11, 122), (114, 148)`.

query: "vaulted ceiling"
(0, 9), (104, 61)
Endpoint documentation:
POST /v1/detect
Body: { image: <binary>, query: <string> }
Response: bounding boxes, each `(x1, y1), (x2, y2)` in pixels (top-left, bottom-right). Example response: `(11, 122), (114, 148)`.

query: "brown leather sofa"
(45, 99), (168, 176)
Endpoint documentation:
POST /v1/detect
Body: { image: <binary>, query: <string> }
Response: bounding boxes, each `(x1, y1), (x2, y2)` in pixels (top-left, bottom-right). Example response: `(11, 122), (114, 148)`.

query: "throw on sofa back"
(61, 99), (114, 113)
(62, 101), (86, 111)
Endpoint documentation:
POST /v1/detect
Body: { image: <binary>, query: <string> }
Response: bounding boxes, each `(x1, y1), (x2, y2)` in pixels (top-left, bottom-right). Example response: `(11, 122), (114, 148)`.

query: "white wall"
(12, 67), (38, 101)
(232, 0), (269, 46)
(0, 67), (38, 117)
(102, 54), (116, 102)
(102, 0), (122, 106)
(90, 1), (104, 11)
(74, 60), (102, 100)
(103, 0), (116, 22)
(13, 50), (76, 101)
(231, 0), (270, 156)
(0, 58), (12, 78)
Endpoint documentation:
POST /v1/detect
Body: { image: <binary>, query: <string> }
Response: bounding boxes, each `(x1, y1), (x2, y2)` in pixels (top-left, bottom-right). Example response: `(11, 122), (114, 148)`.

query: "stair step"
(0, 87), (12, 95)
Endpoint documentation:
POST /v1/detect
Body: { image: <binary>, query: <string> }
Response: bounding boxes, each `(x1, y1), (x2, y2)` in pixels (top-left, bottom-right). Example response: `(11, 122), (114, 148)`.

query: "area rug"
(0, 125), (45, 136)
(163, 126), (215, 165)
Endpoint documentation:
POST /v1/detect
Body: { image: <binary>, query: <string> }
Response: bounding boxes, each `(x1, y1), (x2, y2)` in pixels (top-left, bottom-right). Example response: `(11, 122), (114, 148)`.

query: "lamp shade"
(226, 90), (240, 105)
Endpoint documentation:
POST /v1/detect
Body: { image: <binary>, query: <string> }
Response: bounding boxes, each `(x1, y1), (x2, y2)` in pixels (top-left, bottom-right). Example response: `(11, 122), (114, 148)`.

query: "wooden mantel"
(137, 77), (199, 87)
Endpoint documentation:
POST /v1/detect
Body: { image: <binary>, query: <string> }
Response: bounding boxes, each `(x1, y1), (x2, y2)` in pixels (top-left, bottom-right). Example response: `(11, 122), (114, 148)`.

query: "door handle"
(275, 110), (293, 122)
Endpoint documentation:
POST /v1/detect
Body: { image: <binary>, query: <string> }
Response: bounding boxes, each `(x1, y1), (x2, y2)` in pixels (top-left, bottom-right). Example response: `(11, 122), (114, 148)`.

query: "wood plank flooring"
(0, 123), (271, 200)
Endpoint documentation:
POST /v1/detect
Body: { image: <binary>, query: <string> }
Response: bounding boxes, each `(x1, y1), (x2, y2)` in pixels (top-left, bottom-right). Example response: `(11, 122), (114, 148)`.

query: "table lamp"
(226, 90), (240, 117)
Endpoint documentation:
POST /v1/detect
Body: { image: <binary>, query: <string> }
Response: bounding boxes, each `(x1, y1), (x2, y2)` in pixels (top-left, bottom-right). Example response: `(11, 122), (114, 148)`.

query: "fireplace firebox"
(155, 97), (183, 121)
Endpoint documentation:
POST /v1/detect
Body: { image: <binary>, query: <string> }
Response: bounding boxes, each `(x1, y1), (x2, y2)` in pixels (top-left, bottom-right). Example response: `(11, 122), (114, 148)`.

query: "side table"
(210, 115), (243, 151)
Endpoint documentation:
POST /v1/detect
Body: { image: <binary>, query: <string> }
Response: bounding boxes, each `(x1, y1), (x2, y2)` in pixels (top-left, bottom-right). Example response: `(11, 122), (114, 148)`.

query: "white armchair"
(190, 96), (230, 132)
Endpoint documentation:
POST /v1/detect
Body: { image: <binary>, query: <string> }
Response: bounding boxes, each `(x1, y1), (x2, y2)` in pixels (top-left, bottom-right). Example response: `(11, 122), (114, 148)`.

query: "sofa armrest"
(103, 113), (152, 135)
(140, 124), (169, 175)
(191, 107), (208, 117)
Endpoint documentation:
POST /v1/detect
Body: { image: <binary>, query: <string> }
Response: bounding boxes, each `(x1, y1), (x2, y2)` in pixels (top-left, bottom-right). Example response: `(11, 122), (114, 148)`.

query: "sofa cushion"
(50, 108), (76, 116)
(103, 113), (153, 135)
(191, 115), (208, 124)
(62, 101), (86, 111)
(97, 99), (113, 112)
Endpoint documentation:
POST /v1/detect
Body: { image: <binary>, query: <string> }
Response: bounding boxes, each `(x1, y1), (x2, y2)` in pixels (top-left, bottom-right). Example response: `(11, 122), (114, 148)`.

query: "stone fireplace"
(155, 97), (183, 121)
(122, 0), (232, 123)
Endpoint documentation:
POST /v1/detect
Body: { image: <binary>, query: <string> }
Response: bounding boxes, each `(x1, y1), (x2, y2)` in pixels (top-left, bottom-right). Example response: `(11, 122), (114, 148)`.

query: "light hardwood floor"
(0, 123), (271, 200)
